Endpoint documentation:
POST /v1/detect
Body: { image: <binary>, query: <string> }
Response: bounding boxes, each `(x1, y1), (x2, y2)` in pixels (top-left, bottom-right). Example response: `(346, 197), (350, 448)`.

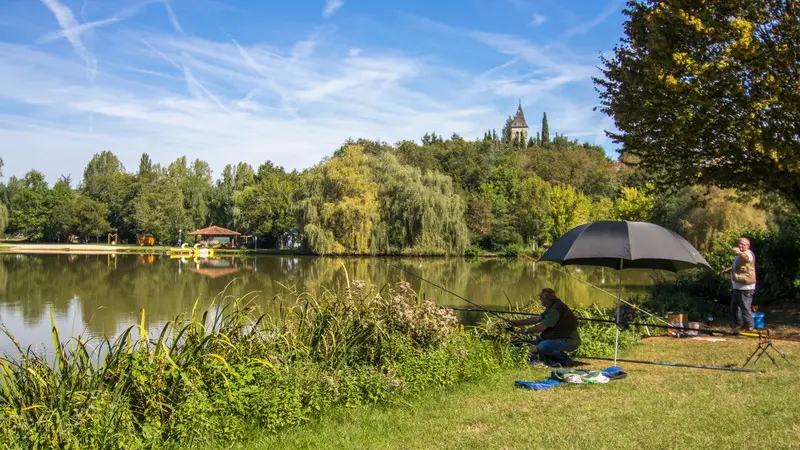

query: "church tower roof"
(510, 101), (528, 128)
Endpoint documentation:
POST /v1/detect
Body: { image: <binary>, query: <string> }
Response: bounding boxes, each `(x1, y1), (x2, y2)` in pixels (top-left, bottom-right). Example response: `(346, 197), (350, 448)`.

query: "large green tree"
(548, 184), (591, 242)
(81, 151), (135, 239)
(209, 162), (254, 229)
(168, 157), (213, 231)
(319, 144), (379, 253)
(237, 161), (297, 244)
(516, 174), (553, 247)
(46, 177), (75, 242)
(132, 177), (185, 244)
(595, 0), (800, 209)
(72, 195), (112, 242)
(5, 171), (50, 240)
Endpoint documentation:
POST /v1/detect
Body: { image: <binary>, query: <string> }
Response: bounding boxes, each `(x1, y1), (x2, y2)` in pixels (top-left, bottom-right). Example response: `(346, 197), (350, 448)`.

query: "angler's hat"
(539, 288), (559, 300)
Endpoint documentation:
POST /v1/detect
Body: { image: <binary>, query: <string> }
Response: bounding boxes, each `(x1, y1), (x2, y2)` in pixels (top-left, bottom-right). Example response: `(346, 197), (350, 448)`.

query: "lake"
(0, 253), (668, 355)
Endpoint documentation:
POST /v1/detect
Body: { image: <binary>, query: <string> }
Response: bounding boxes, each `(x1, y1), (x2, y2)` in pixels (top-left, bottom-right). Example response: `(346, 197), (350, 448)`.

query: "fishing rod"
(580, 356), (767, 373)
(519, 254), (670, 325)
(448, 306), (800, 342)
(387, 261), (512, 324)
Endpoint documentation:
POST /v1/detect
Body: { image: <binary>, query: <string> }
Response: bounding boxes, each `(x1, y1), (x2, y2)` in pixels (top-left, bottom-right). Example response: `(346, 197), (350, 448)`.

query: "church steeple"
(510, 100), (529, 146)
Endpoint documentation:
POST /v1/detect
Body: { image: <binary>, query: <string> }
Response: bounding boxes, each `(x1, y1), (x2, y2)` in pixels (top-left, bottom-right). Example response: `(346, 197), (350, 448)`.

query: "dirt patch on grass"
(460, 422), (500, 435)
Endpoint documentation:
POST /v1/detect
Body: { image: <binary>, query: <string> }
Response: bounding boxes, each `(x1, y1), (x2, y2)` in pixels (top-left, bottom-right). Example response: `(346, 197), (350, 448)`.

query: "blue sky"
(0, 0), (626, 183)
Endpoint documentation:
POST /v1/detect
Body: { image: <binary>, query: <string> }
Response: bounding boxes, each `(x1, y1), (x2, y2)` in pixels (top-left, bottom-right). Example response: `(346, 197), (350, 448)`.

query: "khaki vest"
(732, 251), (756, 285)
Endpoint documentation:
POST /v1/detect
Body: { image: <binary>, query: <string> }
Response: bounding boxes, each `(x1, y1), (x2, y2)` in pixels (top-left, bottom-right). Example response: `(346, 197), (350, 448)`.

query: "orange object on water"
(136, 234), (155, 246)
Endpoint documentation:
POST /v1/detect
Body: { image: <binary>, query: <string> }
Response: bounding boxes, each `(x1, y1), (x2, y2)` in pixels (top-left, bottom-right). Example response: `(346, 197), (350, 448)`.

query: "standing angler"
(721, 237), (757, 331)
(506, 288), (582, 367)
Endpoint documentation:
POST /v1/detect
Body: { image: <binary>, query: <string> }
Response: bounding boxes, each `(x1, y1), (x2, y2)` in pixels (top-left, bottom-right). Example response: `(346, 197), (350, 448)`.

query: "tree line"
(0, 112), (774, 256)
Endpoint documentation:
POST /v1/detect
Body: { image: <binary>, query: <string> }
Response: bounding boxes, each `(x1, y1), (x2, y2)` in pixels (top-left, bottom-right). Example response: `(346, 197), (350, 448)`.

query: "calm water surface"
(0, 253), (670, 355)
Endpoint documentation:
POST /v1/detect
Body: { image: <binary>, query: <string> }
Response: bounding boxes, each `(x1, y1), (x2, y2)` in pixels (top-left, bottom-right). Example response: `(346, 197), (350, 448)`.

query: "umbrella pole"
(614, 259), (624, 366)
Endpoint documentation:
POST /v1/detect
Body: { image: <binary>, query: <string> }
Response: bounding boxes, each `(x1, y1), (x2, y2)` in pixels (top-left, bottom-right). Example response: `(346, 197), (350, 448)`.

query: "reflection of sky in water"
(0, 296), (136, 358)
(0, 253), (671, 355)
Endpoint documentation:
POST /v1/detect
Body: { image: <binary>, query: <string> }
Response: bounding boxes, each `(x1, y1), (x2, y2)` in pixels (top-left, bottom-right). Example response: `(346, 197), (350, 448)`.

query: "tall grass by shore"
(0, 280), (533, 448)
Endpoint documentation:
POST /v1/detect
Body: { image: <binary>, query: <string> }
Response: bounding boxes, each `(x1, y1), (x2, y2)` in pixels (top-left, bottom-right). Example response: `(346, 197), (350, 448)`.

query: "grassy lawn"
(205, 335), (799, 449)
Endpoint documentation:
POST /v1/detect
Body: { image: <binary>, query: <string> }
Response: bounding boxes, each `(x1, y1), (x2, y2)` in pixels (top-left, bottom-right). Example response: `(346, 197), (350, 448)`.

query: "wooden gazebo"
(187, 226), (241, 247)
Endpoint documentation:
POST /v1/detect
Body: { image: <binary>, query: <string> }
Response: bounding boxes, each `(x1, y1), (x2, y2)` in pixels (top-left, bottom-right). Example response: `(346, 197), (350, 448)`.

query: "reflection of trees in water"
(0, 254), (662, 339)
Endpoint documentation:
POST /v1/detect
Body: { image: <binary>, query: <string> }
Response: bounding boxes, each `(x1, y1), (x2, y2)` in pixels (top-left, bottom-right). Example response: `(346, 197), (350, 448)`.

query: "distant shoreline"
(0, 243), (293, 256)
(0, 243), (514, 258)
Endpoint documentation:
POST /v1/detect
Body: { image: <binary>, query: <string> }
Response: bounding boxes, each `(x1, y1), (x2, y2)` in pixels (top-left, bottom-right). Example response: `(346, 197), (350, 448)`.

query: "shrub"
(502, 243), (525, 257)
(570, 306), (642, 357)
(463, 245), (483, 258)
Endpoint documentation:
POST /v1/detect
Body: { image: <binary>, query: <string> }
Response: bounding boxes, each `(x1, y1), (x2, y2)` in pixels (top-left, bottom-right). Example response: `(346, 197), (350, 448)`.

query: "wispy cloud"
(38, 0), (160, 81)
(1, 4), (617, 183)
(322, 0), (344, 18)
(0, 32), (495, 181)
(564, 0), (624, 39)
(163, 0), (183, 33)
(39, 0), (98, 81)
(180, 65), (230, 112)
(530, 13), (546, 26)
(467, 31), (597, 82)
(230, 38), (297, 117)
(38, 16), (121, 44)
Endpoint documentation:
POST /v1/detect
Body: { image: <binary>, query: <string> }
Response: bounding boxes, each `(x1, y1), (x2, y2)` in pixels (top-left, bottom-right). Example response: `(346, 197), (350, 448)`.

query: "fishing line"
(520, 254), (670, 325)
(448, 306), (800, 342)
(580, 356), (767, 373)
(387, 261), (512, 324)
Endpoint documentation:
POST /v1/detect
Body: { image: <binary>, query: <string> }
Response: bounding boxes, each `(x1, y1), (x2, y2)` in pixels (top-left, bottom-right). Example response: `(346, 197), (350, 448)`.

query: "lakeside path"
(0, 243), (127, 254)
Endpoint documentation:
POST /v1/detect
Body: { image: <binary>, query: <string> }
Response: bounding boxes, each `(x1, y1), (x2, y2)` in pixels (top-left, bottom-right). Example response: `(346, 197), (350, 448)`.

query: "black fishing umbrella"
(540, 220), (711, 272)
(538, 220), (711, 364)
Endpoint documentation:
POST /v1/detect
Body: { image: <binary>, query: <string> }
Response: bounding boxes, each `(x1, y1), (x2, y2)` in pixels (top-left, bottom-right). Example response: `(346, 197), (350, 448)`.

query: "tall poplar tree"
(541, 112), (550, 145)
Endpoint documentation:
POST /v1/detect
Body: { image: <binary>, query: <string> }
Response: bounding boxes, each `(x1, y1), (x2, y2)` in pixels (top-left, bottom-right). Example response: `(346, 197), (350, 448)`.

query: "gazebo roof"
(187, 225), (241, 236)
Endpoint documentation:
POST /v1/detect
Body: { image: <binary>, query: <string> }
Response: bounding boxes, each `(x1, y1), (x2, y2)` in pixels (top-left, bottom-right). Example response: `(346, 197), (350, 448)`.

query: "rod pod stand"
(742, 331), (792, 368)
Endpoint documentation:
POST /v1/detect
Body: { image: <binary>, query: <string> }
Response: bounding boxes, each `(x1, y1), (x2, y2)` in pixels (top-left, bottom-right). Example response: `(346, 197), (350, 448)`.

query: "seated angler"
(506, 288), (582, 367)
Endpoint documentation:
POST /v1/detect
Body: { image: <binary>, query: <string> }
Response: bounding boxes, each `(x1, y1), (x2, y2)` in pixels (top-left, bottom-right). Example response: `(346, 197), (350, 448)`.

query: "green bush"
(463, 245), (484, 258)
(571, 306), (643, 357)
(502, 243), (525, 257)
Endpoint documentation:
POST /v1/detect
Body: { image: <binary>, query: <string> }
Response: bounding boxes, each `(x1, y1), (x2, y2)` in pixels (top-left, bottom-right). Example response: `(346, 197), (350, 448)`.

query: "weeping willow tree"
(294, 165), (342, 255)
(321, 145), (379, 254)
(369, 153), (470, 255)
(294, 148), (470, 255)
(293, 145), (379, 254)
(675, 186), (768, 251)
